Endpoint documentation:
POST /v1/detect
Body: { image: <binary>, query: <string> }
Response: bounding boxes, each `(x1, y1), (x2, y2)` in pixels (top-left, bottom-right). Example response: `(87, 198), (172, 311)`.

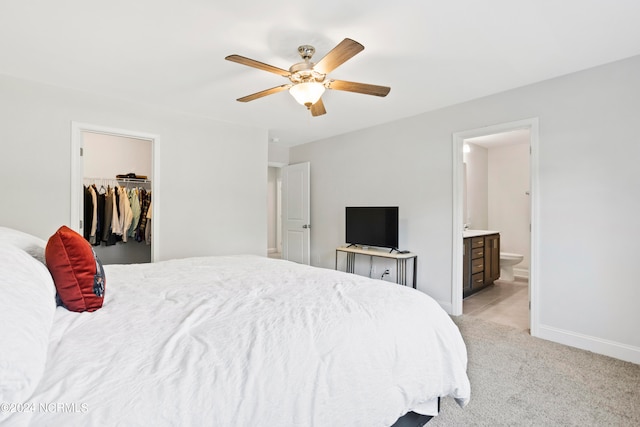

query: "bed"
(0, 226), (470, 426)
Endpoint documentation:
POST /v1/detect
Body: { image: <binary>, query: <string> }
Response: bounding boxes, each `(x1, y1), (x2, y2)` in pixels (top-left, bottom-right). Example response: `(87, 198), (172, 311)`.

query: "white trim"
(71, 122), (161, 262)
(513, 267), (530, 280)
(437, 301), (453, 315)
(451, 119), (540, 337)
(268, 164), (284, 256)
(529, 119), (540, 336)
(268, 161), (287, 168)
(451, 134), (465, 316)
(537, 324), (640, 365)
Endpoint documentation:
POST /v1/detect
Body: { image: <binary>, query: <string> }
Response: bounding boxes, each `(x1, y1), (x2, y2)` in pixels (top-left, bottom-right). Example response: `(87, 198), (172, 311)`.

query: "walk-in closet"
(82, 131), (153, 264)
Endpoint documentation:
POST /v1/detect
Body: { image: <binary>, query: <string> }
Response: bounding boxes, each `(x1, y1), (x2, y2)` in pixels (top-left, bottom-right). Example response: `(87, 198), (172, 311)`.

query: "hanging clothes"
(128, 188), (141, 239)
(88, 185), (98, 244)
(136, 190), (151, 243)
(83, 186), (93, 241)
(111, 186), (123, 237)
(145, 201), (152, 245)
(82, 178), (151, 249)
(92, 184), (105, 247)
(118, 186), (133, 243)
(101, 186), (114, 245)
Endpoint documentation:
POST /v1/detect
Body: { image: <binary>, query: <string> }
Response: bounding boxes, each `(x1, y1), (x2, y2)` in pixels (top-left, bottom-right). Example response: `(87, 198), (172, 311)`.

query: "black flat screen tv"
(345, 206), (399, 250)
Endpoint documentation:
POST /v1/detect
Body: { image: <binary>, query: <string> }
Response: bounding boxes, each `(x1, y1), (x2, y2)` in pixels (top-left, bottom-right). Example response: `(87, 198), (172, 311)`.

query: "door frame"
(451, 118), (540, 336)
(70, 122), (161, 262)
(268, 162), (285, 255)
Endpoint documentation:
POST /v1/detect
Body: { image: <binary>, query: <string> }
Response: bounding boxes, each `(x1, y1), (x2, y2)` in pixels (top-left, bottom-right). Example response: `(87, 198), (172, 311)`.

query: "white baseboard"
(514, 267), (529, 279)
(267, 247), (277, 254)
(437, 300), (453, 315)
(536, 324), (640, 364)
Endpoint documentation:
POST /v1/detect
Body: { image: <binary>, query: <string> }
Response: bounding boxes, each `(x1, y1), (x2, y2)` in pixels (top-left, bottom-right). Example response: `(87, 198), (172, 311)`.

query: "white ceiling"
(2, 0), (640, 147)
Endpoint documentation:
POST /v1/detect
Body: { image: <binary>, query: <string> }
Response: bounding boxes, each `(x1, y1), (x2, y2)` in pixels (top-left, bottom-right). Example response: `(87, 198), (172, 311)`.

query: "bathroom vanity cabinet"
(463, 231), (500, 298)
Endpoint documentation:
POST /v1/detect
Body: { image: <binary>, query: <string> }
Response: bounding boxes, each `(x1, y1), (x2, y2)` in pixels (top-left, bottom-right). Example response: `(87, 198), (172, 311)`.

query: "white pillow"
(0, 244), (56, 415)
(0, 226), (47, 264)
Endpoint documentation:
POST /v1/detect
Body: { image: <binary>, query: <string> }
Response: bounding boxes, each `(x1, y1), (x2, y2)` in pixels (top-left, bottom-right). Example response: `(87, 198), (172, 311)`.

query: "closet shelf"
(116, 177), (151, 184)
(83, 177), (152, 187)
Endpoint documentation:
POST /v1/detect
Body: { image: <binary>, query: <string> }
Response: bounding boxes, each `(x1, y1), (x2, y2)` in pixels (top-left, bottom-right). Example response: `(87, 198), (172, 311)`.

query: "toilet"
(499, 252), (524, 281)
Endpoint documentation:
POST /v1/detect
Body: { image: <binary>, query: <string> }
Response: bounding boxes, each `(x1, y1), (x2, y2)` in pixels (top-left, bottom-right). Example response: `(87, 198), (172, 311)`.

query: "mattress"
(10, 255), (470, 426)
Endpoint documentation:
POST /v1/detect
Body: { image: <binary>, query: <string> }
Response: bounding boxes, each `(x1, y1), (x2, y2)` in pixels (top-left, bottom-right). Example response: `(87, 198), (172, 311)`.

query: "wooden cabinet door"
(463, 238), (471, 296)
(484, 234), (500, 282)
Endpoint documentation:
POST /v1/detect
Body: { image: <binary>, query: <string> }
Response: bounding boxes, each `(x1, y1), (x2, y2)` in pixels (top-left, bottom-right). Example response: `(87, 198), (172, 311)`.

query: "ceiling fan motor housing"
(289, 62), (325, 84)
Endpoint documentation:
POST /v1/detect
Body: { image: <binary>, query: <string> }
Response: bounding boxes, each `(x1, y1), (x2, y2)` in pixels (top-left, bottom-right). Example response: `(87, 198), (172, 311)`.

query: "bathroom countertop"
(463, 229), (500, 238)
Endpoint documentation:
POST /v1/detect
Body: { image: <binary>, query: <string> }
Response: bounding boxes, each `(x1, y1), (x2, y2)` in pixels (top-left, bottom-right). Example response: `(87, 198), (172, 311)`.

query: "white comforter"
(14, 255), (469, 427)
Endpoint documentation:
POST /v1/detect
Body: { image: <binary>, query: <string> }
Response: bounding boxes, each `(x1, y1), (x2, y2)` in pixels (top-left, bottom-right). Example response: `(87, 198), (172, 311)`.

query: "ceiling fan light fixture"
(289, 82), (325, 108)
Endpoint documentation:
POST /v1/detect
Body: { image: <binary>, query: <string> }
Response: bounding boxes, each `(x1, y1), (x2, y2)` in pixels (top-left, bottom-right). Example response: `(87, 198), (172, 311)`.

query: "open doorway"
(71, 122), (160, 263)
(462, 130), (530, 331)
(452, 118), (540, 336)
(82, 132), (152, 264)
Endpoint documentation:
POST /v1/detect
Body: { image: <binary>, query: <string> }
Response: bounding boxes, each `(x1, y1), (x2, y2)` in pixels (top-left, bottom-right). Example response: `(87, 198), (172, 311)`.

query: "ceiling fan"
(225, 38), (390, 117)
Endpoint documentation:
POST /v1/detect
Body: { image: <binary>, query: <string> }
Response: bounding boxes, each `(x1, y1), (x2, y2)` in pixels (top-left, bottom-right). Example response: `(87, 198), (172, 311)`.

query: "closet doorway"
(71, 122), (160, 263)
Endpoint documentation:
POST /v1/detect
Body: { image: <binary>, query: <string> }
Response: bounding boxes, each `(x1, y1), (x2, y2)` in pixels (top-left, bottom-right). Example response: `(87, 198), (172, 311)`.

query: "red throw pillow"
(45, 226), (105, 312)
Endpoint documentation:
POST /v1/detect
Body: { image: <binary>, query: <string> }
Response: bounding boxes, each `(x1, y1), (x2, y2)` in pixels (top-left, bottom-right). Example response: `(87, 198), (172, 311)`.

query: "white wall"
(290, 54), (640, 363)
(84, 133), (152, 179)
(0, 73), (268, 260)
(268, 141), (290, 165)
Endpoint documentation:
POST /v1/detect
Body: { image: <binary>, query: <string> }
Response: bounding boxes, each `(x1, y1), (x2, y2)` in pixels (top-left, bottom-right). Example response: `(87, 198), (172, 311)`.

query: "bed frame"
(391, 398), (439, 426)
(392, 411), (434, 426)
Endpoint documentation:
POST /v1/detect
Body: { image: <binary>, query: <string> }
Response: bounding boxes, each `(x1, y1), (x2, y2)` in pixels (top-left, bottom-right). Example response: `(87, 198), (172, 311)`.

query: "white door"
(282, 162), (310, 264)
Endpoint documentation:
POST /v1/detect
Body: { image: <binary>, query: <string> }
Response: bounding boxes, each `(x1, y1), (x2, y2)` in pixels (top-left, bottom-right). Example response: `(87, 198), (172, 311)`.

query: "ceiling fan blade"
(313, 38), (364, 74)
(310, 98), (326, 117)
(225, 54), (290, 77)
(328, 80), (391, 97)
(237, 85), (291, 102)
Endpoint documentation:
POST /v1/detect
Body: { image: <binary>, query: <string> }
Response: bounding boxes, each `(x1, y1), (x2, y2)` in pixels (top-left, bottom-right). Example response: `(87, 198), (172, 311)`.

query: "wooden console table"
(335, 246), (417, 288)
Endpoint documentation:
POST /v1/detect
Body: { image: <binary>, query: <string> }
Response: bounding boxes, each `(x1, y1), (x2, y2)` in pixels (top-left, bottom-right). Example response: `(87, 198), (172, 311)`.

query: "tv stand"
(335, 246), (417, 288)
(347, 244), (396, 254)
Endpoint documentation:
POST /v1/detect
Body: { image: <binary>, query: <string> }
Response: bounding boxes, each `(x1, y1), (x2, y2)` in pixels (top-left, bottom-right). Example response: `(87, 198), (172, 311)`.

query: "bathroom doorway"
(462, 130), (531, 331)
(452, 118), (539, 336)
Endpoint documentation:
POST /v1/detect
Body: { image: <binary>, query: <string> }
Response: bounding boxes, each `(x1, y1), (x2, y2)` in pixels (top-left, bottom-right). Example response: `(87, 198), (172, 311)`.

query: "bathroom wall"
(464, 139), (530, 278)
(463, 143), (488, 229)
(488, 143), (530, 276)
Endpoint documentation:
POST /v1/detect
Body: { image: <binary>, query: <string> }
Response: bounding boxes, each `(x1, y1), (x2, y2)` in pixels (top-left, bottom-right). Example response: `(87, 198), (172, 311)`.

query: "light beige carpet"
(428, 316), (640, 426)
